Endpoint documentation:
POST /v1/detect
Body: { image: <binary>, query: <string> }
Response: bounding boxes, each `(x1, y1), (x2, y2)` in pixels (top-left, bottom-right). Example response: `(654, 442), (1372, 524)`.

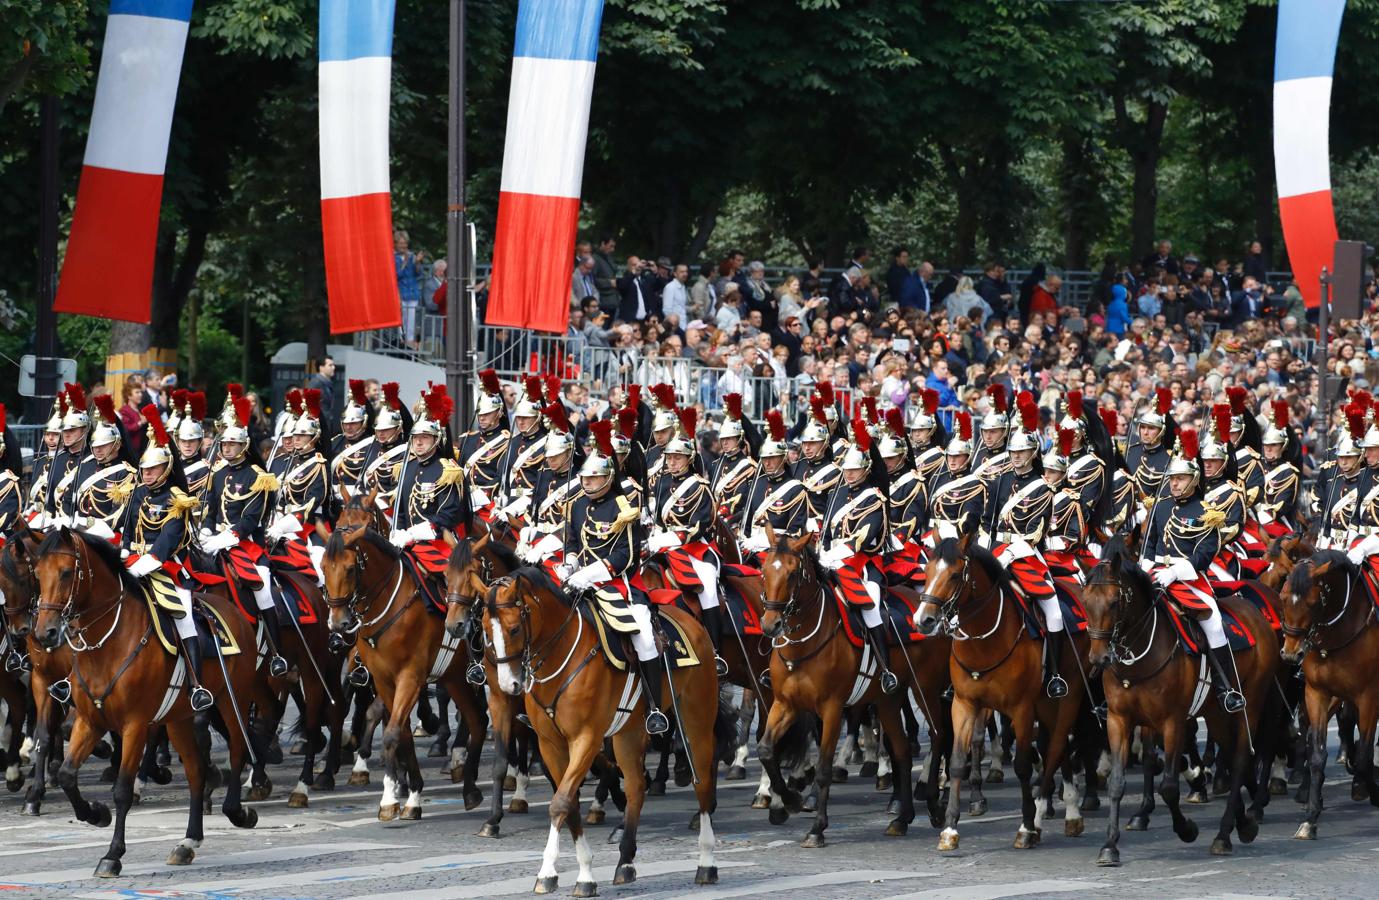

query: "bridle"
(1281, 560), (1365, 658)
(323, 533), (405, 634)
(35, 535), (126, 652)
(1084, 566), (1163, 671)
(762, 546), (828, 647)
(918, 556), (1002, 641)
(483, 575), (583, 693)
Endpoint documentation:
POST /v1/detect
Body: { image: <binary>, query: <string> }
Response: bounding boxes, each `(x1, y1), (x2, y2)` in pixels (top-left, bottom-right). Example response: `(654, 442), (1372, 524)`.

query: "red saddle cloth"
(663, 542), (717, 590)
(991, 543), (1056, 600)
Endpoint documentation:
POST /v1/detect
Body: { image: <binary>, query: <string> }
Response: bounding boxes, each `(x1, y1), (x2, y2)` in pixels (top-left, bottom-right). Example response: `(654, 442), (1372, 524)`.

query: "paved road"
(0, 717), (1374, 900)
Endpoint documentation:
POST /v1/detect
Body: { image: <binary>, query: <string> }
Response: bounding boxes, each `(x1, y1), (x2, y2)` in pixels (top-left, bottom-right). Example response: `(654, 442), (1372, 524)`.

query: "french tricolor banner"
(319, 0), (402, 334)
(486, 0), (605, 334)
(55, 0), (193, 323)
(1273, 0), (1345, 310)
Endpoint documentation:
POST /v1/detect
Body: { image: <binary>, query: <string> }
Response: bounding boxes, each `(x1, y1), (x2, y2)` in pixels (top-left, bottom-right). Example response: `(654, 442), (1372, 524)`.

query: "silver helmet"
(719, 417), (744, 440)
(1042, 448), (1068, 472)
(1007, 430), (1039, 453)
(906, 406), (935, 432)
(800, 420), (829, 444)
(878, 435), (907, 459)
(477, 392), (504, 416)
(544, 429), (575, 458)
(840, 445), (870, 471)
(652, 409), (678, 434)
(178, 415), (204, 443)
(90, 419), (121, 449)
(578, 449), (614, 478)
(1199, 436), (1229, 462)
(375, 406), (403, 432)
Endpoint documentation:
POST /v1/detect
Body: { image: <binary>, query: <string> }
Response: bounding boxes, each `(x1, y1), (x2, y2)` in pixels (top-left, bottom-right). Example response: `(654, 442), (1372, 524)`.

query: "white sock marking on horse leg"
(1033, 788), (1048, 833)
(1271, 758), (1285, 782)
(1097, 749), (1112, 779)
(514, 772), (529, 802)
(732, 743), (749, 768)
(293, 779), (310, 799)
(4, 763), (18, 783)
(839, 733), (856, 763)
(380, 773), (397, 807)
(698, 812), (716, 869)
(449, 747), (464, 774)
(877, 750), (892, 777)
(575, 833), (594, 884)
(352, 753), (369, 775)
(538, 823), (561, 879)
(588, 796), (603, 814)
(755, 770), (771, 802)
(861, 725), (878, 762)
(1063, 776), (1082, 822)
(132, 776), (146, 799)
(20, 735), (33, 762)
(404, 789), (421, 811)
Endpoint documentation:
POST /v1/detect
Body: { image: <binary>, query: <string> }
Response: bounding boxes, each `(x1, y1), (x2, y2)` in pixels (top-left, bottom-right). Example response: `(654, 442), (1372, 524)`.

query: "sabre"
(280, 589), (337, 706)
(885, 616), (935, 733)
(659, 652), (699, 786)
(208, 622), (259, 769)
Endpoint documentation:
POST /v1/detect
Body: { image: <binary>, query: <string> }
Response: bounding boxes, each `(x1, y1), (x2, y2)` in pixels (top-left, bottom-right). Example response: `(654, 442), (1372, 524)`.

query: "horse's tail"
(713, 694), (742, 766)
(774, 711), (819, 772)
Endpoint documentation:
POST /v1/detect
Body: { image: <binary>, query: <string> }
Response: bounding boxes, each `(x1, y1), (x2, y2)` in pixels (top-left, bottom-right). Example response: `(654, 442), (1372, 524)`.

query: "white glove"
(1169, 558), (1197, 582)
(470, 486), (491, 507)
(28, 512), (49, 530)
(566, 561), (611, 591)
(1152, 567), (1177, 588)
(127, 554), (162, 578)
(1045, 536), (1067, 551)
(270, 514), (303, 540)
(820, 544), (849, 570)
(1138, 556), (1155, 573)
(742, 530), (768, 553)
(806, 517), (821, 535)
(501, 495), (531, 520)
(555, 560), (575, 581)
(82, 518), (116, 541)
(518, 525), (536, 546)
(120, 547), (131, 560)
(646, 530), (680, 553)
(408, 521), (437, 542)
(1348, 533), (1379, 565)
(217, 531), (241, 553)
(530, 534), (564, 562)
(389, 528), (412, 548)
(51, 512), (72, 529)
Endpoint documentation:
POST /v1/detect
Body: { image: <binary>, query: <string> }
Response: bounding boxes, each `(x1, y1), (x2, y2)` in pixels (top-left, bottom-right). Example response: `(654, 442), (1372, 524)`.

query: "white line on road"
(0, 831), (229, 859)
(880, 879), (1096, 900)
(661, 868), (934, 900)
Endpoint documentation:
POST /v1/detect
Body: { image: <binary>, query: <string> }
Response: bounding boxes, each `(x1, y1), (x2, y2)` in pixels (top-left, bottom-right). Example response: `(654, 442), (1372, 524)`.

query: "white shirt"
(662, 279), (688, 324)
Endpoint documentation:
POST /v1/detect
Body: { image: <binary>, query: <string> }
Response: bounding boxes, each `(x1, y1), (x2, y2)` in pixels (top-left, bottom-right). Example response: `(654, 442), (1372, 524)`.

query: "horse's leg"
(132, 731), (162, 805)
(1212, 704), (1261, 855)
(801, 699), (843, 847)
(1096, 712), (1131, 866)
(2, 682), (24, 791)
(877, 698), (915, 836)
(316, 677), (345, 791)
(23, 691), (56, 816)
(87, 722), (145, 877)
(1011, 702), (1040, 849)
(444, 680), (486, 810)
(398, 716), (425, 821)
(479, 700), (511, 837)
(1127, 727), (1157, 830)
(1158, 716), (1198, 844)
(164, 718), (206, 867)
(1078, 705), (1104, 811)
(290, 677), (325, 808)
(727, 686), (754, 779)
(649, 739), (670, 795)
(968, 711), (990, 814)
(923, 698), (953, 828)
(537, 732), (600, 895)
(756, 701), (802, 824)
(938, 698), (979, 851)
(55, 715), (109, 828)
(1355, 695), (1379, 805)
(1183, 716), (1210, 803)
(1295, 686), (1331, 840)
(429, 689), (452, 758)
(376, 675), (412, 822)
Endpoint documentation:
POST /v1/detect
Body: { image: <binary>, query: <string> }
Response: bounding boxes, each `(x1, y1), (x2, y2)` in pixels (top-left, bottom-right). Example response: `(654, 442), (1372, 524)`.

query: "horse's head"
(322, 526), (394, 649)
(33, 528), (100, 651)
(759, 524), (816, 639)
(1259, 531), (1313, 592)
(1279, 550), (1352, 664)
(0, 527), (42, 639)
(444, 533), (489, 638)
(483, 575), (531, 696)
(336, 485), (381, 534)
(1081, 535), (1150, 673)
(915, 534), (978, 636)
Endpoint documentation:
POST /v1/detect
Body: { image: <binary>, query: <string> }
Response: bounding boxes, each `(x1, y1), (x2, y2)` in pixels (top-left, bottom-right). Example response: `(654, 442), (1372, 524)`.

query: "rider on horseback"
(56, 392), (135, 543)
(1042, 429), (1090, 582)
(1257, 400), (1299, 537)
(122, 406), (213, 711)
(0, 407), (22, 538)
(24, 393), (64, 523)
(1202, 405), (1248, 582)
(331, 380), (376, 508)
(1315, 404), (1365, 550)
(388, 386), (466, 588)
(796, 392), (840, 525)
(973, 384), (1010, 475)
(740, 409), (808, 557)
(907, 389), (946, 484)
(516, 402), (582, 565)
(644, 384), (679, 483)
(267, 390), (331, 586)
(497, 377), (549, 518)
(922, 411), (983, 548)
(361, 383), (410, 523)
(1141, 428), (1245, 714)
(457, 369), (510, 519)
(559, 420), (670, 735)
(711, 394), (759, 531)
(176, 392), (211, 498)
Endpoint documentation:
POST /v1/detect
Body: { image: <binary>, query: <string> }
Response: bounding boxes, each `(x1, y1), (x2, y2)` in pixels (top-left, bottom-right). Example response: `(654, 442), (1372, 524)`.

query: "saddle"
(663, 567), (764, 638)
(832, 584), (927, 649)
(144, 584), (242, 659)
(1161, 596), (1256, 655)
(269, 566), (319, 625)
(398, 551), (448, 617)
(580, 598), (701, 674)
(1210, 579), (1281, 631)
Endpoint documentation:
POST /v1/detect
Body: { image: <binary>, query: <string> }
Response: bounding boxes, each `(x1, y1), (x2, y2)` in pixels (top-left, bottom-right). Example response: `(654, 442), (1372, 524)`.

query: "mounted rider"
(1257, 399), (1300, 537)
(796, 391), (841, 525)
(331, 379), (376, 508)
(498, 376), (550, 514)
(740, 409), (809, 557)
(1140, 427), (1244, 714)
(388, 385), (467, 591)
(515, 401), (583, 565)
(880, 406), (926, 583)
(922, 411), (985, 547)
(457, 368), (509, 520)
(907, 389), (947, 487)
(644, 383), (680, 483)
(1126, 387), (1174, 531)
(557, 419), (670, 735)
(0, 405), (22, 538)
(1201, 404), (1249, 582)
(176, 392), (211, 498)
(361, 382), (411, 521)
(121, 405), (212, 711)
(1314, 403), (1366, 550)
(25, 392), (65, 523)
(267, 388), (331, 586)
(711, 393), (759, 532)
(1042, 428), (1090, 582)
(57, 393), (136, 544)
(972, 384), (1011, 476)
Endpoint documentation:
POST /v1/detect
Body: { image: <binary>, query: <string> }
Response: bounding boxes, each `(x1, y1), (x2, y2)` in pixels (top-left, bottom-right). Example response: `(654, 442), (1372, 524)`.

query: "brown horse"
(321, 525), (487, 820)
(1082, 535), (1281, 863)
(31, 528), (266, 877)
(1280, 550), (1379, 839)
(758, 528), (952, 846)
(1259, 531), (1316, 592)
(914, 535), (1090, 852)
(483, 567), (730, 894)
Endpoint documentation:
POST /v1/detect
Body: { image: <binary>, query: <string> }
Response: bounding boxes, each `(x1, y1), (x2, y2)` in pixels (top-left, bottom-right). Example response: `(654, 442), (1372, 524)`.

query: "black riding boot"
(638, 659), (671, 735)
(702, 604), (729, 676)
(261, 607), (290, 677)
(1043, 629), (1069, 699)
(179, 634), (215, 712)
(866, 624), (899, 695)
(1208, 645), (1245, 713)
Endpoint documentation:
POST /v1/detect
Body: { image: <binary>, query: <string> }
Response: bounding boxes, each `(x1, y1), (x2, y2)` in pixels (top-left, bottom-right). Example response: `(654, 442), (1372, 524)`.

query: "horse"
(483, 567), (731, 895)
(31, 527), (267, 877)
(1280, 550), (1379, 839)
(757, 527), (953, 847)
(1082, 535), (1281, 863)
(914, 535), (1090, 852)
(321, 524), (488, 821)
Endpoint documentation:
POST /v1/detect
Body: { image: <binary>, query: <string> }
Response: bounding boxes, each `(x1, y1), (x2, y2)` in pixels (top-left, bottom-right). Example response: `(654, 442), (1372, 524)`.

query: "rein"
(1283, 564), (1371, 658)
(38, 541), (128, 653)
(921, 560), (1021, 681)
(1084, 572), (1178, 686)
(486, 576), (594, 731)
(764, 551), (843, 672)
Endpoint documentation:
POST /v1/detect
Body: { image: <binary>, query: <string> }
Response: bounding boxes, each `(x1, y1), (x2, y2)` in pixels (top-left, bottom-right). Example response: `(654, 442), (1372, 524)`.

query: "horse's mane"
(1287, 549), (1354, 597)
(1265, 533), (1291, 558)
(936, 537), (1009, 588)
(508, 564), (575, 607)
(324, 527), (401, 563)
(0, 540), (24, 585)
(1091, 532), (1153, 599)
(37, 528), (142, 596)
(483, 539), (520, 573)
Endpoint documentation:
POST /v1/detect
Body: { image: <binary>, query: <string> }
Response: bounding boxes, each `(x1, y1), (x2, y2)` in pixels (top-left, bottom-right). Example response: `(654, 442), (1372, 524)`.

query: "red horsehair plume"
(766, 409), (786, 443)
(1155, 386), (1173, 416)
(478, 368), (501, 396)
(1211, 403), (1233, 442)
(543, 401), (571, 434)
(171, 388), (188, 412)
(956, 410), (973, 441)
(142, 404), (170, 447)
(544, 374), (562, 404)
(188, 392), (207, 421)
(382, 382), (401, 410)
(885, 407), (905, 439)
(922, 388), (939, 416)
(524, 376), (543, 405)
(303, 388), (323, 419)
(233, 396), (251, 427)
(56, 390), (67, 416)
(590, 419), (615, 458)
(1019, 398), (1039, 433)
(0, 403), (6, 433)
(349, 379), (367, 407)
(1272, 399), (1289, 429)
(1067, 390), (1083, 421)
(861, 396), (878, 425)
(650, 383), (677, 410)
(677, 407), (697, 441)
(93, 393), (117, 425)
(810, 394), (828, 426)
(227, 383), (243, 401)
(286, 388), (303, 414)
(65, 382), (88, 413)
(425, 384), (454, 424)
(617, 406), (638, 439)
(723, 393), (743, 421)
(818, 381), (835, 408)
(1347, 404), (1368, 440)
(1227, 385), (1248, 417)
(1351, 389), (1373, 414)
(1179, 427), (1199, 460)
(1058, 427), (1075, 458)
(987, 383), (1007, 414)
(852, 415), (872, 453)
(1017, 390), (1035, 412)
(1100, 407), (1118, 435)
(626, 384), (642, 410)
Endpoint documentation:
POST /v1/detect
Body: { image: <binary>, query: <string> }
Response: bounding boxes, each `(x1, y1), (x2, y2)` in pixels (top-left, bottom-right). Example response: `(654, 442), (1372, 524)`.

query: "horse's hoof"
(1176, 818), (1199, 843)
(1080, 794), (1101, 812)
(533, 875), (558, 894)
(288, 791), (309, 809)
(378, 803), (400, 822)
(694, 866), (717, 885)
(93, 857), (121, 878)
(427, 742), (449, 759)
(99, 766), (117, 784)
(22, 801), (40, 816)
(985, 769), (1004, 784)
(1210, 836), (1232, 856)
(674, 765), (691, 788)
(1269, 777), (1288, 796)
(509, 798), (529, 814)
(1238, 814), (1259, 843)
(401, 804), (422, 821)
(938, 828), (959, 851)
(1353, 782), (1370, 803)
(504, 774), (518, 791)
(801, 791), (817, 813)
(1186, 790), (1209, 805)
(478, 821), (500, 838)
(152, 766), (173, 786)
(1212, 776), (1230, 797)
(782, 789), (804, 814)
(449, 766), (465, 784)
(969, 797), (988, 817)
(1126, 815), (1148, 831)
(90, 803), (112, 828)
(313, 773), (335, 792)
(886, 819), (908, 837)
(876, 774), (893, 792)
(859, 761), (877, 778)
(266, 741), (284, 765)
(464, 790), (483, 810)
(830, 767), (848, 784)
(751, 794), (770, 810)
(290, 739), (307, 756)
(801, 831), (826, 848)
(648, 780), (666, 797)
(166, 844), (195, 866)
(614, 864), (637, 885)
(248, 781), (272, 802)
(586, 807), (606, 825)
(348, 771), (370, 787)
(1096, 846), (1120, 867)
(768, 806), (790, 825)
(726, 765), (746, 781)
(573, 880), (598, 898)
(1013, 828), (1041, 849)
(1065, 818), (1084, 838)
(5, 776), (22, 793)
(1293, 821), (1317, 840)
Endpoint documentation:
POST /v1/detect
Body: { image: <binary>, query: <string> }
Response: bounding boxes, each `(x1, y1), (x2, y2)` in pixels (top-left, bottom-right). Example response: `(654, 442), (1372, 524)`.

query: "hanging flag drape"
(320, 0), (401, 334)
(1273, 0), (1346, 310)
(486, 0), (605, 334)
(55, 0), (193, 323)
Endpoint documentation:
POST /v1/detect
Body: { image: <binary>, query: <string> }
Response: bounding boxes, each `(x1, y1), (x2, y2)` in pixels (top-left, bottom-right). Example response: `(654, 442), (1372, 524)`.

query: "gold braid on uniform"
(437, 458), (464, 488)
(250, 469), (279, 493)
(169, 487), (200, 513)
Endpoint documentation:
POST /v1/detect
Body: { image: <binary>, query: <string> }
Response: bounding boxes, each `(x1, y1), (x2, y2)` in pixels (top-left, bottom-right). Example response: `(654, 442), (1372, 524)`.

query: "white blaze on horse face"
(490, 617), (521, 695)
(771, 559), (782, 570)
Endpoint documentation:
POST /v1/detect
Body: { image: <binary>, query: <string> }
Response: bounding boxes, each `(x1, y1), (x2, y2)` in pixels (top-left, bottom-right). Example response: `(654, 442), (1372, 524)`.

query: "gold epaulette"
(613, 494), (640, 528)
(170, 487), (200, 513)
(250, 468), (279, 493)
(437, 458), (464, 488)
(110, 478), (135, 504)
(1201, 502), (1226, 529)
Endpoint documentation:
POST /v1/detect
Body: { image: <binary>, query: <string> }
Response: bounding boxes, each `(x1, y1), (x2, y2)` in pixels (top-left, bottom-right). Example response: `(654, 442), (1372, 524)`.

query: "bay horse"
(1082, 536), (1281, 863)
(484, 567), (732, 895)
(758, 527), (953, 846)
(31, 528), (266, 877)
(1280, 550), (1379, 839)
(321, 525), (488, 820)
(914, 534), (1090, 852)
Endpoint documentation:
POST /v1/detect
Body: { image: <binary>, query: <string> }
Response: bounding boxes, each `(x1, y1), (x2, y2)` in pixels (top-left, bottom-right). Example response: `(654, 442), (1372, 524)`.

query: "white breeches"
(174, 586), (198, 640)
(1038, 594), (1065, 633)
(1199, 596), (1228, 649)
(860, 579), (883, 628)
(687, 555), (720, 610)
(307, 543), (326, 586)
(627, 602), (658, 662)
(253, 565), (274, 611)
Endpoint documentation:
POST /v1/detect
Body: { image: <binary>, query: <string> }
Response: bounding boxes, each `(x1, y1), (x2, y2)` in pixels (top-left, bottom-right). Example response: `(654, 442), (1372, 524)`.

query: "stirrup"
(4, 650), (24, 673)
(348, 664), (371, 687)
(48, 678), (72, 704)
(645, 708), (670, 735)
(878, 670), (899, 696)
(269, 655), (289, 677)
(1218, 689), (1245, 714)
(466, 662), (486, 685)
(189, 685), (215, 712)
(758, 670), (771, 689)
(714, 655), (728, 677)
(1045, 674), (1069, 699)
